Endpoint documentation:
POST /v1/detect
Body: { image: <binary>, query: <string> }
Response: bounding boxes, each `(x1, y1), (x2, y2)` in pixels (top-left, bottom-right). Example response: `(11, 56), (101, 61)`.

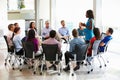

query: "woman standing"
(81, 10), (95, 43)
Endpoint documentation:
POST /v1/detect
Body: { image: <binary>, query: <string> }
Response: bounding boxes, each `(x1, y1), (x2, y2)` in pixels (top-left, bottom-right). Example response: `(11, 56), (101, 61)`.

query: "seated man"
(6, 24), (15, 51)
(63, 29), (85, 72)
(99, 28), (113, 52)
(77, 22), (85, 38)
(58, 20), (70, 43)
(42, 30), (62, 70)
(41, 20), (52, 40)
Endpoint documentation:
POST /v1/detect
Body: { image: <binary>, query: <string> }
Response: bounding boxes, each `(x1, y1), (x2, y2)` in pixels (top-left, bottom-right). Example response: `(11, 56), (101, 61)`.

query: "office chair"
(98, 40), (111, 68)
(3, 35), (14, 67)
(69, 43), (89, 76)
(41, 44), (62, 75)
(12, 40), (24, 71)
(22, 41), (42, 74)
(90, 40), (102, 71)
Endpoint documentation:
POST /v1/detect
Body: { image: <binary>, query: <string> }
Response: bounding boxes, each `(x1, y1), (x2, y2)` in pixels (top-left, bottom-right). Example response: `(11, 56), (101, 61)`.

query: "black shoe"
(49, 64), (54, 69)
(24, 61), (27, 65)
(53, 65), (57, 70)
(49, 64), (57, 70)
(64, 41), (68, 43)
(80, 61), (84, 65)
(63, 66), (70, 72)
(73, 65), (80, 71)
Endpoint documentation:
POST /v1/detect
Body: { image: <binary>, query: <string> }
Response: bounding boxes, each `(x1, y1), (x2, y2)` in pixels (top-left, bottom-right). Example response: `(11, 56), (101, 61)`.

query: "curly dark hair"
(86, 10), (94, 19)
(28, 29), (35, 40)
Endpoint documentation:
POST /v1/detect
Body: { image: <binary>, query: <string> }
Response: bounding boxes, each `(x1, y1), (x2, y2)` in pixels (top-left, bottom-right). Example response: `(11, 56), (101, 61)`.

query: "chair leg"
(97, 56), (102, 68)
(5, 53), (12, 65)
(33, 59), (40, 74)
(100, 55), (107, 67)
(69, 61), (74, 76)
(40, 60), (44, 75)
(58, 61), (61, 75)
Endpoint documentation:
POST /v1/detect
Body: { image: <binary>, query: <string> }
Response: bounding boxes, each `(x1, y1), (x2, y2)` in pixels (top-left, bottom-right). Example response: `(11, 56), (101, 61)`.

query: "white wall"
(0, 0), (7, 35)
(39, 0), (50, 22)
(93, 0), (102, 31)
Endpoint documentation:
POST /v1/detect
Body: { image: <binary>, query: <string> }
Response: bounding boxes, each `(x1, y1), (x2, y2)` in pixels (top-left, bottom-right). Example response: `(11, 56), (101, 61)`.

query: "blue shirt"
(99, 36), (112, 52)
(58, 27), (70, 36)
(13, 34), (22, 52)
(69, 37), (85, 52)
(78, 28), (85, 36)
(84, 18), (94, 41)
(41, 27), (52, 38)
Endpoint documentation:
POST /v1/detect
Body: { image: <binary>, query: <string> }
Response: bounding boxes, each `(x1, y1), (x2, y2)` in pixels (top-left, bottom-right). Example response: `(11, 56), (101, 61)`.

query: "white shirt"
(6, 31), (14, 46)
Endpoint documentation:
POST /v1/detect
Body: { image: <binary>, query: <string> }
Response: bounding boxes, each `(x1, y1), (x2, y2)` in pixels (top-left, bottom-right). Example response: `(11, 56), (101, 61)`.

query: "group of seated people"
(6, 21), (113, 72)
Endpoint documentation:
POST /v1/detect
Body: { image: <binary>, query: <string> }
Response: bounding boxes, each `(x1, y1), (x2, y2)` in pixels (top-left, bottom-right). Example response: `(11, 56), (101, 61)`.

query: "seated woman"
(13, 27), (24, 55)
(26, 29), (42, 56)
(87, 27), (101, 61)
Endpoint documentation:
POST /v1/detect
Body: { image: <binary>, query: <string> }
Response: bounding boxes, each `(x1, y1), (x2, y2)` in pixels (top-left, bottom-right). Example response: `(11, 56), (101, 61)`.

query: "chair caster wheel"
(99, 65), (102, 68)
(20, 63), (22, 66)
(9, 60), (11, 63)
(91, 69), (93, 72)
(58, 73), (60, 76)
(31, 66), (34, 68)
(105, 64), (107, 67)
(28, 67), (31, 69)
(33, 72), (36, 74)
(12, 67), (15, 70)
(72, 73), (74, 76)
(40, 72), (42, 75)
(5, 63), (7, 66)
(12, 64), (14, 66)
(20, 69), (22, 71)
(87, 71), (90, 74)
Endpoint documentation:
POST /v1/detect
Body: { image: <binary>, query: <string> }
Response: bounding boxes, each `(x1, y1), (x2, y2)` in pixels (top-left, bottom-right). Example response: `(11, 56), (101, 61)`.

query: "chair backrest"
(101, 39), (111, 53)
(3, 35), (14, 53)
(92, 40), (101, 56)
(75, 43), (89, 61)
(42, 44), (59, 61)
(100, 32), (107, 40)
(22, 41), (34, 58)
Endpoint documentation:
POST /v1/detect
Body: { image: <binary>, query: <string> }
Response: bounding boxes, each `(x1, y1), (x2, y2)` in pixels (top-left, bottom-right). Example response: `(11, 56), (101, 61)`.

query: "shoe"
(49, 64), (57, 70)
(23, 61), (27, 65)
(64, 41), (67, 43)
(53, 65), (57, 70)
(73, 65), (80, 71)
(63, 66), (70, 72)
(49, 64), (54, 69)
(80, 61), (84, 64)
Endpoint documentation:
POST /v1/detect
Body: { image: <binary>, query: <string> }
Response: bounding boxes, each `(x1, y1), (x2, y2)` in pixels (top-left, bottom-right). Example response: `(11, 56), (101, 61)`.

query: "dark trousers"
(64, 51), (80, 66)
(16, 48), (24, 55)
(61, 38), (68, 43)
(50, 52), (62, 65)
(85, 40), (89, 44)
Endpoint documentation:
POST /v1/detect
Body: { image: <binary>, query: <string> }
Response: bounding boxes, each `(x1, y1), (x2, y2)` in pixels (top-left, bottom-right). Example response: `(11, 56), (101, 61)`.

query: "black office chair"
(41, 44), (62, 75)
(12, 40), (24, 71)
(22, 41), (42, 74)
(3, 35), (14, 66)
(69, 43), (89, 76)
